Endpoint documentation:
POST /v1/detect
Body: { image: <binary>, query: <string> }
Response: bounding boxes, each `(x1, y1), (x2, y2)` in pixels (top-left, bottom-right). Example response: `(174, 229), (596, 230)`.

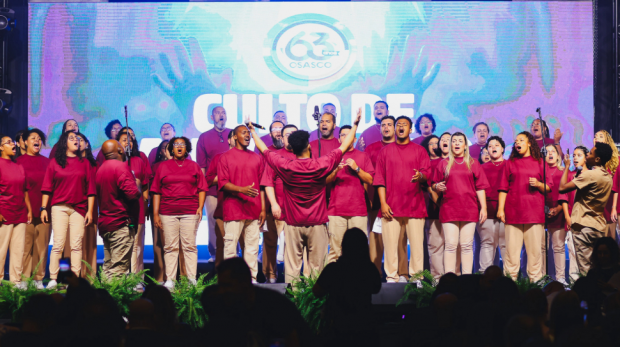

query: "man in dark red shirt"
(250, 110), (362, 283)
(374, 116), (430, 284)
(218, 125), (266, 282)
(309, 103), (341, 142)
(196, 106), (231, 263)
(356, 100), (389, 151)
(309, 112), (340, 158)
(255, 111), (287, 152)
(96, 140), (142, 278)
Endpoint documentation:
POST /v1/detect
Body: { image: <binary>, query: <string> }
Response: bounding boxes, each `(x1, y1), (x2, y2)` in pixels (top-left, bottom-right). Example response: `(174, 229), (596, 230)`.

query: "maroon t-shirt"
(0, 158), (29, 224)
(373, 142), (431, 218)
(260, 148), (296, 221)
(546, 165), (569, 228)
(310, 127), (341, 142)
(430, 159), (489, 223)
(263, 148), (343, 227)
(425, 158), (442, 220)
(481, 160), (506, 219)
(567, 170), (577, 231)
(365, 140), (390, 208)
(498, 156), (554, 225)
(150, 160), (208, 215)
(41, 157), (97, 217)
(356, 124), (382, 151)
(16, 154), (50, 218)
(536, 138), (555, 151)
(218, 148), (265, 221)
(196, 128), (231, 197)
(327, 149), (374, 217)
(96, 150), (105, 167)
(206, 153), (224, 220)
(469, 143), (485, 162)
(310, 137), (340, 158)
(48, 142), (59, 159)
(411, 135), (428, 146)
(254, 134), (273, 154)
(148, 147), (192, 168)
(127, 155), (149, 224)
(96, 160), (141, 235)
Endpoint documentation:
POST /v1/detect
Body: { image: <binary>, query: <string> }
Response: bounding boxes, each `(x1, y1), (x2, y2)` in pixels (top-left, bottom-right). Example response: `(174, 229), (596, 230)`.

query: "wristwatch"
(40, 206), (46, 212)
(355, 167), (361, 173)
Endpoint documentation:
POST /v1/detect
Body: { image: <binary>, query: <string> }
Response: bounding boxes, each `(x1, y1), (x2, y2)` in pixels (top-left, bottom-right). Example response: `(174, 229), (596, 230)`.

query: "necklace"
(216, 130), (224, 143)
(492, 159), (503, 167)
(174, 158), (185, 167)
(454, 157), (466, 165)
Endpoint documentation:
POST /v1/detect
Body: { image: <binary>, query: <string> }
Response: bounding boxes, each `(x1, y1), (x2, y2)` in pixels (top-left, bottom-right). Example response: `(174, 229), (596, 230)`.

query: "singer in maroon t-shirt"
(356, 101), (388, 151)
(309, 103), (341, 142)
(309, 112), (340, 158)
(250, 110), (362, 283)
(411, 113), (436, 146)
(469, 122), (490, 161)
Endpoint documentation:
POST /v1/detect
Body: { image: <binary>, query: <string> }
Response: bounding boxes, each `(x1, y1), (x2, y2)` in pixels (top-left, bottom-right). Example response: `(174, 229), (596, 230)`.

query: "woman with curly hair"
(41, 131), (96, 288)
(497, 131), (553, 281)
(412, 113), (436, 145)
(594, 130), (619, 240)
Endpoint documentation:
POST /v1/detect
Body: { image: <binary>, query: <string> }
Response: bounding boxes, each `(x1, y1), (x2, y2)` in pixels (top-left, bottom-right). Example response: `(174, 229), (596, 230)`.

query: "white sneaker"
(558, 278), (569, 287)
(252, 279), (258, 284)
(207, 256), (215, 263)
(46, 280), (58, 289)
(189, 279), (197, 285)
(157, 281), (164, 285)
(398, 276), (409, 283)
(257, 252), (263, 263)
(414, 280), (423, 289)
(134, 283), (144, 291)
(276, 255), (284, 264)
(386, 279), (397, 283)
(268, 278), (277, 284)
(35, 280), (44, 290)
(15, 282), (26, 290)
(163, 280), (175, 291)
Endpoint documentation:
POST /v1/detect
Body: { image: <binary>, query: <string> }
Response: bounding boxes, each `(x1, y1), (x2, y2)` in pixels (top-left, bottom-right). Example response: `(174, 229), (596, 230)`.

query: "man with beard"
(310, 103), (341, 142)
(468, 122), (490, 161)
(218, 125), (266, 282)
(310, 112), (340, 158)
(261, 124), (298, 282)
(148, 123), (178, 166)
(374, 116), (430, 285)
(249, 110), (362, 283)
(255, 111), (287, 153)
(356, 101), (389, 151)
(197, 106), (232, 263)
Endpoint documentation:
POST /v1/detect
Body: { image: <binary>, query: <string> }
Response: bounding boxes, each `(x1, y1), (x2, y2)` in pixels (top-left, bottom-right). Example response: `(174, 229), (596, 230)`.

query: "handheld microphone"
(246, 122), (266, 130)
(536, 107), (541, 113)
(312, 105), (320, 121)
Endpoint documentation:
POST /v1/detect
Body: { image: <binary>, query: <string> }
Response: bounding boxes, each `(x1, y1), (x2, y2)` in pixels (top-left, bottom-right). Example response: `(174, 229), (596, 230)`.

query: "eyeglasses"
(173, 143), (186, 148)
(161, 126), (174, 132)
(68, 136), (82, 142)
(0, 140), (15, 146)
(419, 122), (433, 126)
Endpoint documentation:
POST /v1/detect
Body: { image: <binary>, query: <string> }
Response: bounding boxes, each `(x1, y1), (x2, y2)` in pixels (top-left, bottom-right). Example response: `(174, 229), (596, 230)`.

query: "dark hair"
(21, 128), (47, 147)
(160, 123), (175, 132)
(381, 115), (396, 125)
(61, 119), (78, 133)
(594, 142), (613, 166)
(104, 120), (122, 139)
(338, 125), (353, 136)
(473, 122), (490, 134)
(228, 129), (235, 140)
(574, 145), (589, 156)
(487, 136), (506, 154)
(440, 131), (451, 139)
(415, 113), (436, 134)
(281, 124), (298, 138)
(15, 129), (25, 142)
(340, 228), (370, 262)
(76, 132), (97, 167)
(168, 136), (191, 158)
(154, 140), (170, 164)
(116, 128), (140, 158)
(420, 135), (439, 158)
(269, 121), (285, 133)
(590, 237), (620, 269)
(321, 112), (336, 123)
(273, 110), (286, 118)
(55, 131), (84, 168)
(216, 257), (251, 285)
(509, 131), (542, 161)
(395, 116), (412, 127)
(478, 145), (489, 164)
(288, 130), (310, 156)
(322, 103), (336, 111)
(531, 119), (550, 139)
(374, 100), (389, 109)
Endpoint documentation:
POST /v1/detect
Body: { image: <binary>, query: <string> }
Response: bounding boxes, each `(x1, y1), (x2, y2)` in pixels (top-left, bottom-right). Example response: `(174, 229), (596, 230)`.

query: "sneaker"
(398, 276), (409, 283)
(189, 279), (197, 285)
(163, 280), (175, 291)
(157, 281), (164, 285)
(252, 279), (258, 284)
(386, 279), (397, 283)
(207, 256), (215, 263)
(558, 278), (569, 287)
(134, 283), (144, 291)
(47, 280), (58, 289)
(257, 252), (263, 263)
(35, 280), (44, 290)
(414, 280), (423, 289)
(268, 278), (277, 284)
(15, 282), (26, 290)
(276, 255), (284, 264)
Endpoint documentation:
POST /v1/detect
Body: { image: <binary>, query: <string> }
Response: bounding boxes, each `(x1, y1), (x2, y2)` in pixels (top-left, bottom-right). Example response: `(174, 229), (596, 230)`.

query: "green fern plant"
(170, 274), (217, 330)
(510, 272), (552, 295)
(397, 270), (438, 308)
(286, 272), (326, 334)
(0, 261), (59, 321)
(84, 261), (147, 317)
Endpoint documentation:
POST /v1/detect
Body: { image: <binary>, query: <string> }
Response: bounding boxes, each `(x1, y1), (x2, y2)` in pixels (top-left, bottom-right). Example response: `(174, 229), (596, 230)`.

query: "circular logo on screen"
(265, 14), (356, 84)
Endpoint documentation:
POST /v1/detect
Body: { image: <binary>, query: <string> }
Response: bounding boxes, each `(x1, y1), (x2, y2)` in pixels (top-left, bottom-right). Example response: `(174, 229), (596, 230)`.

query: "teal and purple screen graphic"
(29, 1), (593, 157)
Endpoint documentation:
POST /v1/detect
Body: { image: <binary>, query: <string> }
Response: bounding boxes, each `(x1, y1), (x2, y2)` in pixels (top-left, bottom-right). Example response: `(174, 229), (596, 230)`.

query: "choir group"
(0, 100), (616, 290)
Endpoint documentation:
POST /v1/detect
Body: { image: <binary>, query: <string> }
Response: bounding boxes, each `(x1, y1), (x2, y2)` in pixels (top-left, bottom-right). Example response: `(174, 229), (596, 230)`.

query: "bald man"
(96, 140), (142, 278)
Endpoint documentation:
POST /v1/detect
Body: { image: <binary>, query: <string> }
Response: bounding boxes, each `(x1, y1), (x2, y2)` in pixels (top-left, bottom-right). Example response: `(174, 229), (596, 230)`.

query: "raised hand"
(554, 128), (563, 143)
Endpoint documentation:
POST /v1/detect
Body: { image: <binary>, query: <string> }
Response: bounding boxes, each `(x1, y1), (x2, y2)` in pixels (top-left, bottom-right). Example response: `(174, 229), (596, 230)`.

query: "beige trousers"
(161, 214), (199, 280)
(284, 224), (329, 283)
(80, 223), (97, 278)
(425, 219), (444, 278)
(572, 225), (604, 276)
(443, 222), (476, 275)
(566, 231), (580, 281)
(205, 196), (218, 258)
(0, 223), (26, 283)
(477, 219), (506, 273)
(22, 218), (50, 280)
(504, 223), (544, 281)
(542, 227), (567, 281)
(102, 226), (134, 278)
(131, 224), (145, 277)
(382, 217), (425, 282)
(327, 215), (368, 263)
(263, 215), (285, 280)
(50, 204), (85, 279)
(224, 219), (260, 281)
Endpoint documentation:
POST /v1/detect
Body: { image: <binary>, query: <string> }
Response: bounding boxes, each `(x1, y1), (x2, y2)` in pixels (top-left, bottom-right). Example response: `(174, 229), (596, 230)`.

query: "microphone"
(576, 165), (583, 177)
(536, 107), (541, 113)
(246, 121), (266, 130)
(312, 105), (320, 121)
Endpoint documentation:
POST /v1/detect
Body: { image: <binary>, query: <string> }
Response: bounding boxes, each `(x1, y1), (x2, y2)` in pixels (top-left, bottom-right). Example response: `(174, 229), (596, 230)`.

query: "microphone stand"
(537, 107), (549, 278)
(312, 106), (321, 157)
(124, 105), (131, 169)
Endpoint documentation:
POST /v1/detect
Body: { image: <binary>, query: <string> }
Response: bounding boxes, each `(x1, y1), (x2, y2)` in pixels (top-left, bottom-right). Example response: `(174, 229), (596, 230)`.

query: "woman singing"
(48, 119), (79, 158)
(17, 129), (50, 289)
(497, 132), (552, 281)
(95, 119), (123, 166)
(152, 137), (207, 290)
(431, 132), (489, 275)
(438, 132), (451, 159)
(479, 147), (491, 164)
(0, 134), (31, 288)
(594, 130), (619, 239)
(412, 113), (437, 145)
(421, 135), (444, 278)
(41, 131), (96, 288)
(530, 119), (562, 155)
(77, 133), (99, 279)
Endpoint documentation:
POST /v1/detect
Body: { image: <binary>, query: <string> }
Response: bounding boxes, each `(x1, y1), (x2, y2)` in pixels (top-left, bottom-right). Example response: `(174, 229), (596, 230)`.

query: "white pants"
(442, 221), (476, 275)
(425, 219), (444, 278)
(477, 219), (505, 273)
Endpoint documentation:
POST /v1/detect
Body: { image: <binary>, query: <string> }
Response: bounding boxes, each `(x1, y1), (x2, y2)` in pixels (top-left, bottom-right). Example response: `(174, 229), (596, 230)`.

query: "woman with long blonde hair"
(595, 131), (619, 240)
(431, 132), (489, 275)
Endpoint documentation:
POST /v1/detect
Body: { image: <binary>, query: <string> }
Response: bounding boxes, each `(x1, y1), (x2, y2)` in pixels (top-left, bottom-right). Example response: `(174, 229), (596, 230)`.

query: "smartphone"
(58, 257), (71, 284)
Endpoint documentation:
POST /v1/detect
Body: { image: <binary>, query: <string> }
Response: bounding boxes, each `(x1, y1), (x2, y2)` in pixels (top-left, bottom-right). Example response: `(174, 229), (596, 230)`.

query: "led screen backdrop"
(29, 1), (594, 158)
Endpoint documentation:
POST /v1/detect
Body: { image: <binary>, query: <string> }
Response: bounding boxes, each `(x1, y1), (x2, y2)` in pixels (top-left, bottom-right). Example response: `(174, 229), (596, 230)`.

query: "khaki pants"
(131, 224), (145, 277)
(504, 223), (544, 281)
(102, 226), (134, 278)
(368, 211), (383, 274)
(80, 223), (97, 278)
(161, 214), (199, 280)
(50, 204), (85, 279)
(382, 217), (425, 282)
(327, 215), (368, 263)
(224, 219), (260, 281)
(443, 222), (476, 275)
(572, 225), (604, 276)
(426, 219), (444, 278)
(150, 215), (186, 282)
(263, 214), (285, 280)
(0, 223), (26, 283)
(543, 227), (567, 281)
(285, 224), (329, 283)
(205, 196), (218, 259)
(22, 218), (50, 280)
(477, 219), (505, 273)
